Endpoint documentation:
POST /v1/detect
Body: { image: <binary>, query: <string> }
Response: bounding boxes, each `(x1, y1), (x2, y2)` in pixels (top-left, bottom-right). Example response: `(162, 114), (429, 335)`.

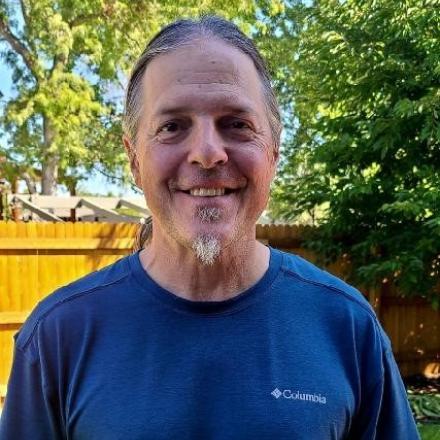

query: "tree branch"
(19, 0), (30, 32)
(67, 2), (118, 29)
(19, 0), (39, 61)
(68, 13), (101, 28)
(93, 165), (140, 193)
(0, 16), (38, 78)
(49, 53), (68, 77)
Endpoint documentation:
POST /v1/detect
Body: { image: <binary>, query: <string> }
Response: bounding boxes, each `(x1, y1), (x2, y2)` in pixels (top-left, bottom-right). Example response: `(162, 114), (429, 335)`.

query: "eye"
(155, 119), (189, 142)
(229, 120), (251, 130)
(158, 121), (180, 133)
(219, 117), (255, 141)
(219, 116), (253, 132)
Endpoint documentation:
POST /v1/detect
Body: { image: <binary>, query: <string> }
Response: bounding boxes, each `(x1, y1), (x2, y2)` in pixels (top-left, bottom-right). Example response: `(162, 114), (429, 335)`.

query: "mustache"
(170, 169), (246, 189)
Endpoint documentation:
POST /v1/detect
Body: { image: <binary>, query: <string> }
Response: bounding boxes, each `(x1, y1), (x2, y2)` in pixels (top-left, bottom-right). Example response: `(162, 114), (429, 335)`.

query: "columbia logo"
(271, 388), (282, 399)
(271, 388), (327, 404)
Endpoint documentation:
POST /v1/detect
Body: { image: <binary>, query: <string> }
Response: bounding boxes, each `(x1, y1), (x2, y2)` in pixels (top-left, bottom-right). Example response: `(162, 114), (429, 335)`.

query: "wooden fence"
(0, 222), (138, 401)
(0, 222), (439, 401)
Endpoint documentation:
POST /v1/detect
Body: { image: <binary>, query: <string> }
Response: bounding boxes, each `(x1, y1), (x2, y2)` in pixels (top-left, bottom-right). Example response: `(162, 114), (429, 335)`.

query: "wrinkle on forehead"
(175, 71), (238, 86)
(143, 39), (260, 100)
(174, 42), (241, 86)
(148, 65), (244, 95)
(175, 37), (242, 81)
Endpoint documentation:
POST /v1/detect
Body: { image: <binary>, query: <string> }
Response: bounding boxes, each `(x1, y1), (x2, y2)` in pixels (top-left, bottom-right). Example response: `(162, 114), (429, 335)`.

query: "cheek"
(231, 147), (275, 187)
(139, 146), (183, 187)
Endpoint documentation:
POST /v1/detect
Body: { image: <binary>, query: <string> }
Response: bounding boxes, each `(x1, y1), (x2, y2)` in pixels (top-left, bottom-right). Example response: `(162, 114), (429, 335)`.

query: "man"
(0, 16), (419, 439)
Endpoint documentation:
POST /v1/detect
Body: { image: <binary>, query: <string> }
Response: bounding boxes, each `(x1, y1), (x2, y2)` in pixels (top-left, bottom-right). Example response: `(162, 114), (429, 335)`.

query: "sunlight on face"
(133, 38), (277, 261)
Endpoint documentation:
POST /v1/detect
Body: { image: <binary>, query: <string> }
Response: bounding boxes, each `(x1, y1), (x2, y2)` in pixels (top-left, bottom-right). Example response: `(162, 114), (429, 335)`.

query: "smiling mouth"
(180, 188), (238, 197)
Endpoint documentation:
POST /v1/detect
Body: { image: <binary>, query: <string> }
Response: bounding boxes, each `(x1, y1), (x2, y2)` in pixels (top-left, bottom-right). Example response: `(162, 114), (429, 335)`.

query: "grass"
(418, 423), (440, 440)
(410, 391), (440, 440)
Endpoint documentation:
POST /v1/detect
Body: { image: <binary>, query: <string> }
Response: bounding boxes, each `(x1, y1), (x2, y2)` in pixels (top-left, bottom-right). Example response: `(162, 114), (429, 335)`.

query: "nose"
(187, 119), (228, 169)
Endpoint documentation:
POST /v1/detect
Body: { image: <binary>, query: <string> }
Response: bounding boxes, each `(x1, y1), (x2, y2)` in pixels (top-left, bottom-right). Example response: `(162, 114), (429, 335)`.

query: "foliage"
(270, 0), (440, 306)
(409, 392), (440, 423)
(0, 0), (268, 194)
(417, 423), (440, 440)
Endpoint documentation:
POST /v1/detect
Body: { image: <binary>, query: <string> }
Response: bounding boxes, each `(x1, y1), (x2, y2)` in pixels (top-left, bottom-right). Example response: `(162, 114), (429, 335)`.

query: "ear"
(273, 145), (280, 165)
(270, 145), (280, 179)
(123, 135), (142, 188)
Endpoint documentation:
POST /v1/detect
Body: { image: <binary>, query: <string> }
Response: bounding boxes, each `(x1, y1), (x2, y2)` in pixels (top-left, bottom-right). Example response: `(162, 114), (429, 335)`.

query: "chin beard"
(192, 234), (220, 266)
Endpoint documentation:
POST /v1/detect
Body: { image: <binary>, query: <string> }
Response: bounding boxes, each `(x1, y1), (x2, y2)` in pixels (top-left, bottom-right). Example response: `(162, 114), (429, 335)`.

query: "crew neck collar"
(128, 247), (282, 316)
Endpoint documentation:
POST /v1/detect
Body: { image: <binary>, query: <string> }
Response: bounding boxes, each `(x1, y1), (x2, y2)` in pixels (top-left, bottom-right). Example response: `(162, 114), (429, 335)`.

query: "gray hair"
(123, 15), (282, 150)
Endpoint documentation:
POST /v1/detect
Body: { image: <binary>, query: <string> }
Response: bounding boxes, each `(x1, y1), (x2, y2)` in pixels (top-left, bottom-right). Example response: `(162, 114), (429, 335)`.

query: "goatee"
(192, 234), (220, 265)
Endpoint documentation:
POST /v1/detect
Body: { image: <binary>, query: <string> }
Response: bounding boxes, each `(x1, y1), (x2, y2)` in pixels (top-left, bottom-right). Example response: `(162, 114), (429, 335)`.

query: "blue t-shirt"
(0, 248), (419, 439)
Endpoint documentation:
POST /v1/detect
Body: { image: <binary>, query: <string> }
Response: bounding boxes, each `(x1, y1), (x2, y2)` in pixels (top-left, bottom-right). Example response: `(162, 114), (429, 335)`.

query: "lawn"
(408, 377), (440, 440)
(418, 424), (440, 440)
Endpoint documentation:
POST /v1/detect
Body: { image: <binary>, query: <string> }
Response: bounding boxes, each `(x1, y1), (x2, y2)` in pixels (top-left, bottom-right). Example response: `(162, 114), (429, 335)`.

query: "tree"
(270, 0), (440, 306)
(0, 0), (263, 194)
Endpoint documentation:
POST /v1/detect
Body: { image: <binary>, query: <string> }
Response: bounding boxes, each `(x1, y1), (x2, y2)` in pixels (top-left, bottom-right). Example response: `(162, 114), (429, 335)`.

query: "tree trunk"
(69, 180), (77, 222)
(0, 183), (4, 220)
(11, 177), (21, 221)
(41, 116), (59, 195)
(11, 177), (19, 194)
(22, 171), (37, 194)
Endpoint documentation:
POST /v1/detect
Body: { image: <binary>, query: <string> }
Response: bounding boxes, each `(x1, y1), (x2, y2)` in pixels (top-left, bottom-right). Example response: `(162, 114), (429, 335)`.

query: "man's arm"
(0, 347), (64, 440)
(349, 347), (420, 439)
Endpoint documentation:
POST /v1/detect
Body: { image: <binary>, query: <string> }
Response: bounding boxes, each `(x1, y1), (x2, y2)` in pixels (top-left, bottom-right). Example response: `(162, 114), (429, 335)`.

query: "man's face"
(127, 38), (278, 253)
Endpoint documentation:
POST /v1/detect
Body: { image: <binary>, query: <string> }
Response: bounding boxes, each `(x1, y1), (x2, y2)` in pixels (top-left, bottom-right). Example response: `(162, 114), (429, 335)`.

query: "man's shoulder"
(15, 254), (133, 351)
(276, 249), (375, 318)
(274, 249), (392, 350)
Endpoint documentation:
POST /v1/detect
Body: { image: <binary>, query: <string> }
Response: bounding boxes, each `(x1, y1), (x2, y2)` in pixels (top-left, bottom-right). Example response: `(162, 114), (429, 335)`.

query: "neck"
(138, 227), (270, 302)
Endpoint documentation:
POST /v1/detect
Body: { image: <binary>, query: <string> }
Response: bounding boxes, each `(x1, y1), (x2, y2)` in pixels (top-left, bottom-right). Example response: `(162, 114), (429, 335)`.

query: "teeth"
(190, 188), (226, 196)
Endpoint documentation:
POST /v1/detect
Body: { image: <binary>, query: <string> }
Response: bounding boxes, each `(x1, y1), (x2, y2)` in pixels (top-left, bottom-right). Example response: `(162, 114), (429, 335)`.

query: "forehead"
(141, 38), (266, 119)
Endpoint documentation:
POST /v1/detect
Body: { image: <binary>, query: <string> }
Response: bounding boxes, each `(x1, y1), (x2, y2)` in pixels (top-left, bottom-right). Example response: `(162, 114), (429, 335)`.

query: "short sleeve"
(348, 346), (420, 439)
(0, 347), (64, 440)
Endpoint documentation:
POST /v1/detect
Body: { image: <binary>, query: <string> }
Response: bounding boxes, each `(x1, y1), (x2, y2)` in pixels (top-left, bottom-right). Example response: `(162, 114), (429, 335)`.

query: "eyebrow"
(154, 103), (258, 118)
